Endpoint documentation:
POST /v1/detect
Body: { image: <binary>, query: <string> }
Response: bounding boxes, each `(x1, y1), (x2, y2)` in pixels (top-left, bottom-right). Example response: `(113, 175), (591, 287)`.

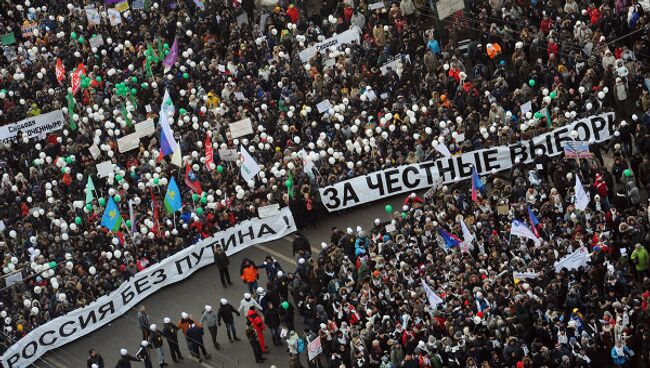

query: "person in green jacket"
(631, 243), (649, 280)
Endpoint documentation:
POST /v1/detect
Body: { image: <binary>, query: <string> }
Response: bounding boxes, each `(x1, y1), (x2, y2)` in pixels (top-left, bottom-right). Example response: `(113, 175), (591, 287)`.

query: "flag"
(159, 91), (178, 156)
(70, 68), (82, 95)
(121, 105), (132, 127)
(543, 106), (552, 128)
(439, 228), (461, 248)
(147, 42), (159, 63)
(574, 175), (589, 210)
(156, 37), (164, 61)
(460, 217), (474, 245)
(66, 92), (77, 131)
(128, 199), (136, 232)
(204, 133), (214, 170)
(164, 176), (182, 214)
(55, 58), (65, 84)
(471, 166), (484, 202)
(527, 206), (541, 238)
(299, 149), (315, 174)
(287, 171), (295, 198)
(421, 280), (444, 310)
(101, 197), (123, 232)
(160, 89), (175, 116)
(162, 37), (178, 74)
(239, 145), (260, 181)
(192, 0), (205, 8)
(510, 219), (540, 245)
(149, 187), (161, 238)
(434, 142), (452, 158)
(170, 144), (182, 167)
(185, 163), (203, 194)
(85, 176), (95, 204)
(145, 56), (154, 80)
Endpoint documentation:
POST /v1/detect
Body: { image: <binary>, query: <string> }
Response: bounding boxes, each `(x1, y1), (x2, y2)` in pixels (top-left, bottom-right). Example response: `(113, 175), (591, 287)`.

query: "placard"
(218, 148), (238, 161)
(20, 22), (37, 38)
(1, 32), (16, 46)
(436, 0), (465, 19)
(316, 99), (333, 114)
(562, 141), (592, 158)
(88, 144), (101, 159)
(307, 337), (323, 361)
(369, 1), (385, 10)
(108, 8), (122, 25)
(4, 272), (23, 287)
(115, 1), (130, 12)
(86, 8), (101, 25)
(135, 119), (155, 137)
(298, 29), (360, 62)
(384, 223), (396, 233)
(96, 161), (114, 178)
(236, 13), (249, 26)
(520, 100), (532, 115)
(258, 203), (280, 218)
(380, 54), (410, 77)
(0, 110), (65, 144)
(89, 34), (105, 48)
(228, 118), (254, 138)
(117, 133), (140, 153)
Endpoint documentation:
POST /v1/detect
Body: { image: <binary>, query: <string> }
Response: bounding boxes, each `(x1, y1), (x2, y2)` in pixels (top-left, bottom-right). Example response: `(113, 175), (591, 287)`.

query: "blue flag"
(439, 228), (461, 248)
(164, 176), (182, 214)
(101, 197), (123, 232)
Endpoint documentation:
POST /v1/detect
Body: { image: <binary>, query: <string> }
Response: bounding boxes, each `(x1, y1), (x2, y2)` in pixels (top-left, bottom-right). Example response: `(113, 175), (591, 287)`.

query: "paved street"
(36, 195), (407, 368)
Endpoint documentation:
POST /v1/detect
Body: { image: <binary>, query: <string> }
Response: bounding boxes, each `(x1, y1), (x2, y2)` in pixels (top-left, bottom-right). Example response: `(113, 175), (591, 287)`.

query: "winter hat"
(181, 312), (189, 319)
(205, 305), (212, 312)
(257, 287), (265, 296)
(120, 349), (128, 356)
(244, 293), (252, 299)
(277, 271), (284, 277)
(346, 227), (353, 234)
(220, 298), (228, 305)
(141, 340), (148, 347)
(163, 317), (171, 323)
(298, 258), (305, 264)
(149, 324), (157, 331)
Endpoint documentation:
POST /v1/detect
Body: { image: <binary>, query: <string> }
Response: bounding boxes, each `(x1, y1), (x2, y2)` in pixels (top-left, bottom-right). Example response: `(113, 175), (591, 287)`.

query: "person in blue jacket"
(611, 341), (634, 367)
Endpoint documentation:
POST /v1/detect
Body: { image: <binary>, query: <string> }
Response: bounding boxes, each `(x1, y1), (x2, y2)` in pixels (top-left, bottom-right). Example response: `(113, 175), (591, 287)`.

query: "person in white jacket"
(238, 292), (262, 315)
(400, 0), (417, 17)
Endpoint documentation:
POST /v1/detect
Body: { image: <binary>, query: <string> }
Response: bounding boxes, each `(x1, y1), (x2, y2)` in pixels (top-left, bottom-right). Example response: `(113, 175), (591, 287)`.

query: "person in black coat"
(161, 317), (184, 363)
(115, 349), (139, 368)
(186, 323), (211, 362)
(218, 298), (242, 342)
(87, 349), (104, 368)
(213, 245), (233, 288)
(135, 341), (153, 368)
(245, 320), (266, 364)
(263, 302), (282, 345)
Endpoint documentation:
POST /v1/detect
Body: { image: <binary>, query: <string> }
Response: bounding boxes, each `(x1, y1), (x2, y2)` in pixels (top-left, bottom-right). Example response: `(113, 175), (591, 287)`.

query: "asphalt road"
(35, 195), (407, 368)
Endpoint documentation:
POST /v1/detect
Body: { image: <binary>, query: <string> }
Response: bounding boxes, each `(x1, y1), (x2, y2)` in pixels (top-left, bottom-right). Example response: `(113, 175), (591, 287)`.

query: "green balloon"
(86, 203), (93, 211)
(78, 36), (84, 44)
(549, 91), (557, 99)
(216, 165), (224, 173)
(125, 220), (132, 228)
(98, 197), (106, 206)
(114, 195), (121, 202)
(401, 212), (407, 219)
(49, 261), (57, 268)
(131, 76), (138, 83)
(183, 73), (189, 79)
(623, 169), (632, 177)
(81, 80), (90, 88)
(96, 76), (102, 82)
(285, 179), (293, 188)
(130, 88), (137, 95)
(164, 43), (169, 49)
(164, 50), (170, 56)
(179, 108), (186, 115)
(200, 196), (207, 204)
(192, 193), (199, 201)
(141, 83), (148, 89)
(534, 112), (543, 119)
(153, 178), (160, 185)
(165, 99), (172, 106)
(196, 208), (204, 215)
(130, 172), (137, 178)
(385, 204), (393, 213)
(115, 174), (123, 181)
(75, 216), (82, 225)
(71, 32), (77, 39)
(60, 167), (66, 173)
(281, 301), (289, 310)
(529, 79), (535, 87)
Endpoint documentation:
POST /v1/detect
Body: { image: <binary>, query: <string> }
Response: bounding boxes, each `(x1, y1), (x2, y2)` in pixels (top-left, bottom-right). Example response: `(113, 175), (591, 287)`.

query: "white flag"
(510, 219), (540, 245)
(553, 247), (589, 273)
(460, 218), (474, 252)
(574, 176), (590, 211)
(421, 280), (443, 310)
(170, 144), (182, 167)
(434, 142), (452, 158)
(299, 149), (315, 174)
(239, 145), (260, 181)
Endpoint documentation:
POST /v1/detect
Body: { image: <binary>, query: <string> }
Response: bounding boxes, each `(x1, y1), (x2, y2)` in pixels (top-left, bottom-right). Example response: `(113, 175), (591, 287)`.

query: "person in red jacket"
(594, 173), (609, 207)
(286, 4), (299, 23)
(547, 39), (559, 58)
(247, 308), (268, 353)
(540, 13), (553, 33)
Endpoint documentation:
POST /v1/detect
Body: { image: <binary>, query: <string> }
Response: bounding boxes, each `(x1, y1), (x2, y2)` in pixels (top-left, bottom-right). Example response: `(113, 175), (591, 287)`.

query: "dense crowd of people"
(0, 0), (650, 366)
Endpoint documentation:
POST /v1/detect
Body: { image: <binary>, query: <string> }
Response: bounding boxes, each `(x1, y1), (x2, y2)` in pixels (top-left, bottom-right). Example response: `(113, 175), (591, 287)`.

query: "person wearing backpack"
(287, 330), (304, 368)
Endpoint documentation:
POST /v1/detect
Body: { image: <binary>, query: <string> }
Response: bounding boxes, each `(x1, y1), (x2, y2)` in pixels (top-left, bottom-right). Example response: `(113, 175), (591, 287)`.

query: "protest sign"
(436, 0), (465, 19)
(298, 29), (360, 62)
(96, 161), (114, 178)
(117, 133), (140, 153)
(228, 118), (254, 138)
(0, 110), (65, 144)
(218, 148), (238, 161)
(258, 203), (280, 218)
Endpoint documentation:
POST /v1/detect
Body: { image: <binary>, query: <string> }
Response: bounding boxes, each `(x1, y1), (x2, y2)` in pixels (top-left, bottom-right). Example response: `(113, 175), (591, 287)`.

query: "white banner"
(319, 112), (615, 211)
(0, 110), (65, 144)
(554, 247), (590, 273)
(1, 208), (296, 368)
(436, 0), (465, 19)
(299, 29), (360, 62)
(513, 271), (539, 280)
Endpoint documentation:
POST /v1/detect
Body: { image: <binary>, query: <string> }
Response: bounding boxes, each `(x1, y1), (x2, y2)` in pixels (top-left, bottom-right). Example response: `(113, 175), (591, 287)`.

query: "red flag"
(55, 58), (65, 84)
(204, 133), (214, 170)
(70, 69), (82, 95)
(185, 163), (203, 194)
(148, 187), (162, 238)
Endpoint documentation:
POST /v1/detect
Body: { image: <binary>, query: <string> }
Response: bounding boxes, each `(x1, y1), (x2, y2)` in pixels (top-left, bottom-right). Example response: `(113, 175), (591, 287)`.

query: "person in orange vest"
(247, 308), (269, 354)
(240, 258), (259, 294)
(486, 43), (501, 60)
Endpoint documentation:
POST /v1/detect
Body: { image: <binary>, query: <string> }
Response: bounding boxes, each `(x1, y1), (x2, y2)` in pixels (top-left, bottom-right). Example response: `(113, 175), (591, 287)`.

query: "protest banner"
(1, 208), (296, 368)
(436, 0), (465, 19)
(562, 141), (592, 158)
(319, 112), (615, 211)
(228, 118), (254, 138)
(298, 29), (360, 62)
(0, 110), (65, 144)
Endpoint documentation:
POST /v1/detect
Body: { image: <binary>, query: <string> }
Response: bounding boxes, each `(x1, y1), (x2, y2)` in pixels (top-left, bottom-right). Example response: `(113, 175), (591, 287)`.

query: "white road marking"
(254, 244), (296, 265)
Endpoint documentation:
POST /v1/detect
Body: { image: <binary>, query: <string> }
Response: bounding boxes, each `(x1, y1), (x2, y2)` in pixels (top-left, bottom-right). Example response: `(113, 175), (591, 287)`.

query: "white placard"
(107, 8), (122, 26)
(258, 203), (280, 218)
(135, 119), (155, 138)
(307, 337), (323, 361)
(95, 161), (114, 178)
(316, 99), (333, 114)
(319, 112), (616, 211)
(436, 0), (465, 19)
(117, 133), (140, 153)
(298, 29), (360, 62)
(4, 272), (23, 287)
(0, 208), (297, 368)
(369, 1), (385, 10)
(228, 118), (254, 138)
(520, 100), (532, 115)
(384, 223), (396, 233)
(86, 8), (101, 25)
(513, 271), (538, 280)
(218, 148), (239, 161)
(0, 110), (65, 144)
(554, 247), (589, 273)
(88, 144), (100, 159)
(89, 34), (104, 48)
(380, 54), (410, 77)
